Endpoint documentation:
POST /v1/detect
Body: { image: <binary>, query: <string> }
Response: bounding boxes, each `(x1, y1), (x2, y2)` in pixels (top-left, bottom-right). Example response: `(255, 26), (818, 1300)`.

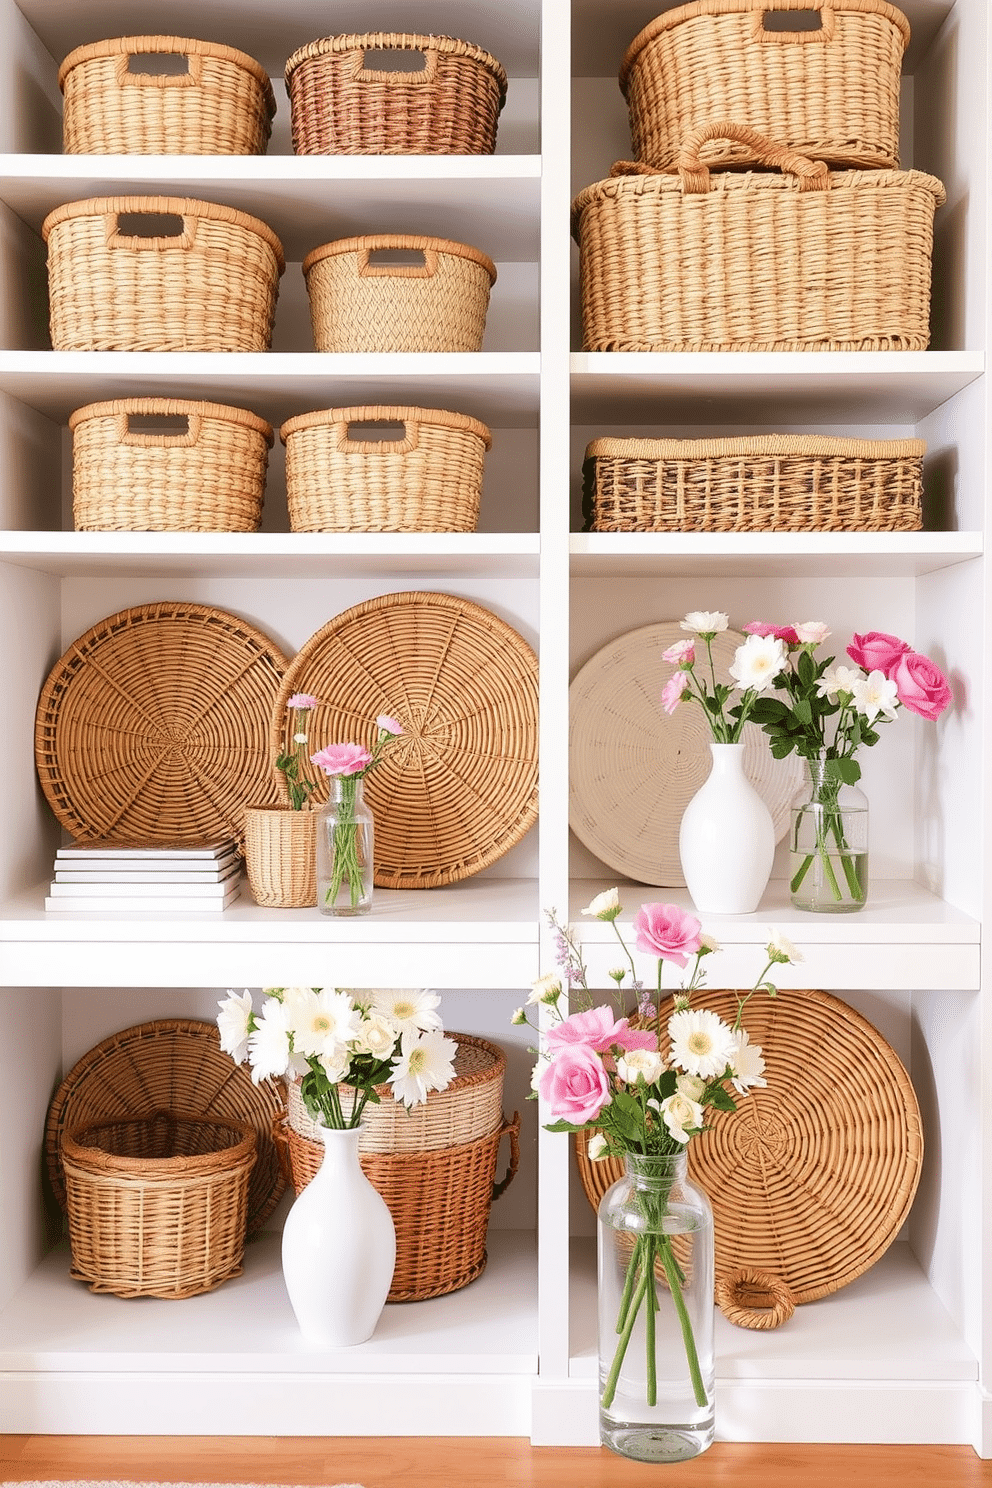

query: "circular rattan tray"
(35, 601), (288, 847)
(45, 1018), (286, 1236)
(569, 622), (802, 885)
(271, 591), (539, 888)
(576, 988), (923, 1308)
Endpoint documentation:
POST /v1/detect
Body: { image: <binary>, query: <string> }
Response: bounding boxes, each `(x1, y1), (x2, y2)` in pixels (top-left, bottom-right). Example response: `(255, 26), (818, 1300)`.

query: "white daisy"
(369, 988), (442, 1036)
(767, 928), (803, 965)
(658, 1092), (705, 1144)
(729, 1029), (767, 1094)
(217, 988), (254, 1064)
(616, 1048), (665, 1086)
(729, 633), (787, 693)
(668, 1008), (736, 1080)
(283, 987), (361, 1060)
(388, 1029), (458, 1108)
(247, 997), (292, 1084)
(528, 973), (563, 1006)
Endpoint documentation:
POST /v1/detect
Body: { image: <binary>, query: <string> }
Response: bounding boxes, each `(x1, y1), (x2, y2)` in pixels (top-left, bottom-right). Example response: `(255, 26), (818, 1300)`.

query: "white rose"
(586, 1132), (610, 1161)
(658, 1092), (705, 1144)
(581, 887), (621, 920)
(352, 1012), (397, 1060)
(676, 1072), (707, 1103)
(794, 621), (831, 646)
(616, 1048), (665, 1086)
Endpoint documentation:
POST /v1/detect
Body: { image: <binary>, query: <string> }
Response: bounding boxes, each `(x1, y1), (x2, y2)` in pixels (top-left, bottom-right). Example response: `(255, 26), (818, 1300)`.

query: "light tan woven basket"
(243, 805), (318, 908)
(303, 234), (497, 352)
(621, 0), (910, 171)
(69, 398), (273, 532)
(59, 35), (276, 154)
(285, 32), (507, 155)
(280, 405), (491, 532)
(42, 196), (284, 352)
(62, 1108), (256, 1299)
(571, 125), (945, 352)
(584, 435), (926, 533)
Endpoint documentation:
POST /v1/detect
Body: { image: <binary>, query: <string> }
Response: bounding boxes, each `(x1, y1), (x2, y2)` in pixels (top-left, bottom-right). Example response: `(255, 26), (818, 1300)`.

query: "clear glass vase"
(789, 755), (869, 913)
(316, 774), (374, 916)
(598, 1151), (715, 1463)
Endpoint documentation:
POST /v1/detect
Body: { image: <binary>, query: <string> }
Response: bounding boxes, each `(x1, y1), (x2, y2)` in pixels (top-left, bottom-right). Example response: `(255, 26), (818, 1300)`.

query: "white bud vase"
(678, 741), (775, 915)
(281, 1124), (395, 1347)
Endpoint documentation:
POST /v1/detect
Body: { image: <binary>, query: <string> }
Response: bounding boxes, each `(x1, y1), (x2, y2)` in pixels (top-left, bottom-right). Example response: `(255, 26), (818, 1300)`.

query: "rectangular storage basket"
(572, 127), (945, 352)
(280, 404), (491, 532)
(69, 398), (273, 532)
(285, 32), (507, 155)
(621, 0), (910, 171)
(584, 435), (926, 532)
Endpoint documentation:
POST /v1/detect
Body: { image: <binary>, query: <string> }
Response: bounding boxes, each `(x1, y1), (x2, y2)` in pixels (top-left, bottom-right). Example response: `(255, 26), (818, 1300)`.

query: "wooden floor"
(2, 1437), (992, 1487)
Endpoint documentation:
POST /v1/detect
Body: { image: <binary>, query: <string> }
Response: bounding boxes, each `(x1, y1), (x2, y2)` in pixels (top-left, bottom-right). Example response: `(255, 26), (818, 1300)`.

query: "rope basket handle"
(105, 208), (197, 251)
(114, 47), (204, 88)
(348, 44), (440, 86)
(271, 1112), (294, 1187)
(678, 123), (831, 192)
(751, 1), (836, 44)
(716, 1268), (797, 1330)
(334, 415), (420, 456)
(491, 1111), (521, 1200)
(115, 411), (204, 448)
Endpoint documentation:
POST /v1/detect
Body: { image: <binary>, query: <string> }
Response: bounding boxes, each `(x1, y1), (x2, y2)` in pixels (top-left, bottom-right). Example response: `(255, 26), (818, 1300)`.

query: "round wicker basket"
(243, 805), (318, 908)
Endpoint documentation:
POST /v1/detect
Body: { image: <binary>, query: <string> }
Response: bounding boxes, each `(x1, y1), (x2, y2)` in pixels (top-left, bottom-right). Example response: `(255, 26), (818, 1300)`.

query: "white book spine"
(45, 888), (241, 914)
(53, 866), (240, 885)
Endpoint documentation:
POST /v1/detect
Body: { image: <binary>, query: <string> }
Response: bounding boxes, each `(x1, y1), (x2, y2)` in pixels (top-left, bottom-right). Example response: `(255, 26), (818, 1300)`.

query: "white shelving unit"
(0, 0), (988, 1454)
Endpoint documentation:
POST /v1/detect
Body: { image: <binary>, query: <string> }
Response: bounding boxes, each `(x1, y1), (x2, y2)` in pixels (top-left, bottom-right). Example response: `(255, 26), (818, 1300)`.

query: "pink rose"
(538, 1043), (612, 1125)
(745, 621), (800, 645)
(546, 1005), (656, 1056)
(310, 743), (372, 777)
(632, 902), (703, 968)
(846, 631), (910, 677)
(890, 650), (952, 721)
(661, 670), (690, 715)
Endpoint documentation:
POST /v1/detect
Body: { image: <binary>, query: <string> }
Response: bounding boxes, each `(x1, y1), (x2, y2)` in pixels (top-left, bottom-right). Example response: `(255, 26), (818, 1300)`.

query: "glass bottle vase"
(598, 1151), (715, 1463)
(316, 774), (374, 916)
(789, 755), (869, 913)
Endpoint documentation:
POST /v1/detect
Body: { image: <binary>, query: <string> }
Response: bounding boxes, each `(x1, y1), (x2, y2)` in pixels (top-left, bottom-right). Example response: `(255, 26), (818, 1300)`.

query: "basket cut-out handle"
(116, 48), (204, 86)
(117, 412), (203, 448)
(350, 46), (439, 85)
(359, 244), (438, 279)
(106, 209), (197, 251)
(335, 417), (419, 455)
(491, 1111), (521, 1200)
(754, 1), (835, 43)
(677, 123), (831, 192)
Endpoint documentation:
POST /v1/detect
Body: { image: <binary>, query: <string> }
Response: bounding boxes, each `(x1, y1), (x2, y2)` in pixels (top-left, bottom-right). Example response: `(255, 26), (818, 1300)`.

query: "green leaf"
(544, 1119), (586, 1133)
(831, 756), (862, 785)
(706, 1085), (739, 1113)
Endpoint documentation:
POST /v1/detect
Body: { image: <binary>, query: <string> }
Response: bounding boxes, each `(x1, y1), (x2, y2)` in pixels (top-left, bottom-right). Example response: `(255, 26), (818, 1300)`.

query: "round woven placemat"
(45, 1017), (286, 1236)
(35, 601), (288, 846)
(271, 591), (539, 888)
(569, 621), (802, 885)
(576, 988), (923, 1307)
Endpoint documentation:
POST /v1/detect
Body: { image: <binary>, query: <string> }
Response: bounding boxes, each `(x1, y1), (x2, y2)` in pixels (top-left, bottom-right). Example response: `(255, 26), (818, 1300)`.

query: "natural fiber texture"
(243, 806), (318, 907)
(275, 1112), (520, 1301)
(280, 405), (491, 532)
(42, 196), (284, 352)
(287, 1032), (505, 1152)
(285, 32), (507, 155)
(59, 35), (275, 154)
(270, 591), (539, 888)
(621, 0), (910, 171)
(45, 1019), (287, 1235)
(576, 988), (924, 1310)
(569, 622), (802, 886)
(572, 125), (945, 352)
(62, 1109), (256, 1299)
(69, 398), (273, 533)
(34, 601), (287, 847)
(303, 234), (497, 353)
(584, 434), (925, 533)
(715, 1267), (797, 1329)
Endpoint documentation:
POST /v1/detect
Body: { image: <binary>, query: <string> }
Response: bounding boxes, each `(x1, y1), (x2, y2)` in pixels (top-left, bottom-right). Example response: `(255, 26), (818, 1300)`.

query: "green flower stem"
(615, 1237), (642, 1334)
(602, 1248), (651, 1410)
(790, 798), (864, 904)
(602, 1232), (706, 1414)
(658, 1234), (707, 1408)
(326, 775), (362, 910)
(645, 1248), (657, 1407)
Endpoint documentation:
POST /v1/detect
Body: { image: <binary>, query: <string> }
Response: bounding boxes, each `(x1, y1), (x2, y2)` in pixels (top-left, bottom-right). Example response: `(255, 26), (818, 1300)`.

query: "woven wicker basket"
(584, 435), (926, 533)
(42, 196), (284, 352)
(621, 0), (910, 172)
(69, 398), (273, 532)
(303, 234), (497, 353)
(62, 1108), (256, 1299)
(572, 125), (945, 352)
(59, 35), (276, 154)
(285, 32), (507, 155)
(243, 805), (318, 908)
(280, 405), (491, 532)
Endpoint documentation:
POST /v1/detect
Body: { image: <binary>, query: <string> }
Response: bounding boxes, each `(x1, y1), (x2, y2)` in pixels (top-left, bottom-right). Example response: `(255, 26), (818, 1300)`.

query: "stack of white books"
(45, 840), (242, 913)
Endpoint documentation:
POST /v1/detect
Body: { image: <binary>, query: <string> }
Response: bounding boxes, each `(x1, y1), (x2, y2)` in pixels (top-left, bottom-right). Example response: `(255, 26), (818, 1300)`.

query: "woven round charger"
(569, 622), (802, 885)
(45, 1018), (286, 1237)
(271, 591), (539, 888)
(576, 988), (924, 1322)
(34, 601), (288, 847)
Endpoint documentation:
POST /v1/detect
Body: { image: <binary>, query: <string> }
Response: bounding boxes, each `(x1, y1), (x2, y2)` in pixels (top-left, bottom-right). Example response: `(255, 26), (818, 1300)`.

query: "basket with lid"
(280, 405), (491, 532)
(303, 234), (497, 352)
(285, 31), (507, 155)
(621, 0), (910, 172)
(42, 196), (284, 352)
(58, 35), (276, 154)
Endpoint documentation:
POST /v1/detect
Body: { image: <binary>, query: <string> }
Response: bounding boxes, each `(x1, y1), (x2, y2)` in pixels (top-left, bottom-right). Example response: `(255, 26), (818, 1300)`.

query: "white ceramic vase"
(678, 741), (775, 915)
(281, 1124), (395, 1347)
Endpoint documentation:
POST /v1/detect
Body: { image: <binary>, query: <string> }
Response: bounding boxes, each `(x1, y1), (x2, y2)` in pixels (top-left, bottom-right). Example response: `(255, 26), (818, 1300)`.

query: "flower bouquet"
(310, 714), (404, 915)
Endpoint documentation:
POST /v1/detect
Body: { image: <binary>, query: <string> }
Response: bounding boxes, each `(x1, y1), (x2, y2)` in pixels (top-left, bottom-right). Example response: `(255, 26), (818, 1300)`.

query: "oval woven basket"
(42, 195), (285, 352)
(59, 35), (276, 154)
(34, 601), (288, 847)
(285, 31), (507, 155)
(303, 234), (497, 353)
(576, 988), (923, 1316)
(69, 398), (273, 533)
(280, 405), (491, 533)
(269, 590), (539, 888)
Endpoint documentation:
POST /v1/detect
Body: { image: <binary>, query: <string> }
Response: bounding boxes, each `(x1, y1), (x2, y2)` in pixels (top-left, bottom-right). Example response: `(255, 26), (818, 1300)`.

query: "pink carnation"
(287, 693), (318, 710)
(890, 650), (952, 721)
(745, 621), (800, 645)
(846, 631), (910, 677)
(632, 902), (703, 968)
(376, 714), (404, 735)
(310, 743), (372, 777)
(546, 1005), (657, 1056)
(662, 639), (695, 665)
(538, 1043), (612, 1125)
(661, 670), (691, 715)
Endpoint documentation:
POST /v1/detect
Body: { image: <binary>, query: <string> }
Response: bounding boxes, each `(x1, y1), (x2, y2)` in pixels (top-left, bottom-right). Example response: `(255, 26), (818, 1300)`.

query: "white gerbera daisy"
(283, 986), (362, 1060)
(668, 1008), (736, 1080)
(388, 1029), (458, 1108)
(217, 988), (254, 1064)
(729, 633), (787, 693)
(729, 1029), (767, 1094)
(247, 997), (291, 1084)
(369, 987), (442, 1036)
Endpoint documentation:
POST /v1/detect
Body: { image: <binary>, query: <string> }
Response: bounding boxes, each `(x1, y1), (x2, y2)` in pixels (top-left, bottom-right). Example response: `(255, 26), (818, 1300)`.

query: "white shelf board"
(570, 532), (982, 579)
(570, 353), (985, 423)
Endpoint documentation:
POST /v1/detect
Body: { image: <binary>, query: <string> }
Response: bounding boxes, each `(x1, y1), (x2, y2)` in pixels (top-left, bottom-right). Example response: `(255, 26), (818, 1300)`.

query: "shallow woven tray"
(569, 622), (802, 886)
(45, 1018), (286, 1236)
(271, 591), (539, 888)
(584, 435), (926, 534)
(576, 988), (923, 1308)
(35, 601), (288, 847)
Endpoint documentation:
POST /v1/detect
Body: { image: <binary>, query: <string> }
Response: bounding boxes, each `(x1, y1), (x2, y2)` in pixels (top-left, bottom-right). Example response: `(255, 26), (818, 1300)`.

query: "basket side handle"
(676, 123), (831, 193)
(105, 209), (198, 251)
(751, 2), (835, 44)
(116, 412), (204, 448)
(334, 415), (420, 455)
(270, 1111), (295, 1188)
(358, 244), (439, 280)
(349, 45), (440, 86)
(491, 1111), (521, 1200)
(115, 46), (205, 87)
